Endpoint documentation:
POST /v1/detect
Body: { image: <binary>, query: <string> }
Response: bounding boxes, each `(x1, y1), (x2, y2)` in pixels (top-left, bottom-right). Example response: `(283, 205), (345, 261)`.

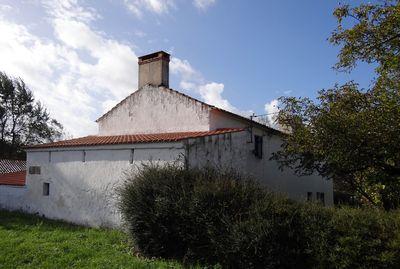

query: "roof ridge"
(95, 91), (138, 122)
(165, 87), (280, 134)
(163, 87), (215, 109)
(95, 86), (280, 135)
(95, 86), (215, 123)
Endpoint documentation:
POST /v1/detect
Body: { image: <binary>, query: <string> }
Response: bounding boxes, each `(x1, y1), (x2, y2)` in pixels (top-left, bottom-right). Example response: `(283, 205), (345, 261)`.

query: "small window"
(130, 149), (135, 164)
(254, 135), (263, 159)
(29, 166), (41, 175)
(43, 182), (50, 196)
(48, 152), (52, 163)
(82, 150), (86, 162)
(307, 192), (313, 201)
(317, 192), (325, 206)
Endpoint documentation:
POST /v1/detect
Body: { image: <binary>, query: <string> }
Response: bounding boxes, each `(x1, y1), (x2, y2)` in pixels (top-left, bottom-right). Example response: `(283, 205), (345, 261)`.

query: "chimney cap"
(138, 51), (170, 65)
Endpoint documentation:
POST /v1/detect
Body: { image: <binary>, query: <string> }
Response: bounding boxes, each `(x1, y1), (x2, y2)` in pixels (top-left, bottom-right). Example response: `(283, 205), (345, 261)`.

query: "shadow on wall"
(25, 151), (186, 228)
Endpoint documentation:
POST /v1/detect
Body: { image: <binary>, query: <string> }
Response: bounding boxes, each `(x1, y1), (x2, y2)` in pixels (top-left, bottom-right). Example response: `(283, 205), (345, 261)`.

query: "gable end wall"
(98, 86), (212, 135)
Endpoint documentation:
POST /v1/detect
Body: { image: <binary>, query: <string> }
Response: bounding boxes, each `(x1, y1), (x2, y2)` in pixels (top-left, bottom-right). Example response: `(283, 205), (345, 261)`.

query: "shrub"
(323, 208), (400, 269)
(118, 164), (194, 259)
(118, 164), (269, 264)
(118, 164), (400, 269)
(230, 201), (333, 269)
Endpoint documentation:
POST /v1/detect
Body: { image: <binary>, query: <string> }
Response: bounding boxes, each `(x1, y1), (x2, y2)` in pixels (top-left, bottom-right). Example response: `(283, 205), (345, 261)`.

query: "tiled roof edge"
(25, 128), (246, 149)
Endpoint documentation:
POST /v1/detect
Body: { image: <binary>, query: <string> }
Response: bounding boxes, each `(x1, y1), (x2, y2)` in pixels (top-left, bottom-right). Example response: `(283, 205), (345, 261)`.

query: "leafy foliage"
(273, 83), (400, 208)
(118, 164), (317, 268)
(0, 72), (63, 159)
(274, 1), (400, 208)
(330, 0), (400, 87)
(118, 164), (400, 268)
(325, 207), (400, 268)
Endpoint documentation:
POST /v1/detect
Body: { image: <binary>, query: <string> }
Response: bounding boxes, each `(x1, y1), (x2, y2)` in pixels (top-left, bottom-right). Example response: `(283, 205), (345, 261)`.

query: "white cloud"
(0, 0), (138, 137)
(170, 58), (200, 83)
(124, 0), (176, 17)
(0, 4), (13, 13)
(43, 0), (99, 23)
(124, 0), (217, 17)
(193, 0), (216, 10)
(264, 99), (279, 128)
(0, 0), (246, 137)
(170, 57), (251, 116)
(198, 82), (236, 112)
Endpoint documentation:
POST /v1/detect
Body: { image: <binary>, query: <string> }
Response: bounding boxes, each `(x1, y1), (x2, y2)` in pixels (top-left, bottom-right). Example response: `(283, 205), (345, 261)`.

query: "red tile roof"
(26, 128), (245, 149)
(0, 159), (26, 174)
(0, 171), (26, 186)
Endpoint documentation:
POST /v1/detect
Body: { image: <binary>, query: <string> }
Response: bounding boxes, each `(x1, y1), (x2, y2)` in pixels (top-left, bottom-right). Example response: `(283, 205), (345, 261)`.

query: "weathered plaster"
(209, 109), (248, 130)
(0, 142), (185, 227)
(0, 185), (28, 211)
(186, 129), (334, 205)
(98, 85), (211, 135)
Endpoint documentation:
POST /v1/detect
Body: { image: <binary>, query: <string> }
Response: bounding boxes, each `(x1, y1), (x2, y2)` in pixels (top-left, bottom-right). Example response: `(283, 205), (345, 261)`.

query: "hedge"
(118, 164), (400, 269)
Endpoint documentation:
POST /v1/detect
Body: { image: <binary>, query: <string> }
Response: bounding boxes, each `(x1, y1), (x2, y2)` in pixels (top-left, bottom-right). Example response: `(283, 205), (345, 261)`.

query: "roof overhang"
(25, 128), (246, 150)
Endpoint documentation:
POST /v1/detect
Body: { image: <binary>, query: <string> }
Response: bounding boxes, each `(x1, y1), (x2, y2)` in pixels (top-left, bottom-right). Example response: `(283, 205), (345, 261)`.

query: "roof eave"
(24, 128), (246, 150)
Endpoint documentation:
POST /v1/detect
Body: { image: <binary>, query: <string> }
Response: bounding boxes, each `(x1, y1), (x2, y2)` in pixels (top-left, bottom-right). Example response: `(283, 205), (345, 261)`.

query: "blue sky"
(0, 0), (376, 136)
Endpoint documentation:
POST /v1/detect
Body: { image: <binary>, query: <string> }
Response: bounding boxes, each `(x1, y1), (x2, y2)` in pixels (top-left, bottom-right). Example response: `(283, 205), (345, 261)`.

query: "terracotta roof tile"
(26, 128), (246, 149)
(0, 171), (26, 186)
(0, 159), (26, 173)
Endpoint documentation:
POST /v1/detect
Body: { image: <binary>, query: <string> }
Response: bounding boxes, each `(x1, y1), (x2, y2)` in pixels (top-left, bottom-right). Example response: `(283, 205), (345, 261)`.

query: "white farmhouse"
(0, 51), (333, 227)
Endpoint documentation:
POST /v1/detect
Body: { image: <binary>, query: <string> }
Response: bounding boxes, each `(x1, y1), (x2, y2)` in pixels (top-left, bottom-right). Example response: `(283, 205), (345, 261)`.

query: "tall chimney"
(138, 51), (170, 89)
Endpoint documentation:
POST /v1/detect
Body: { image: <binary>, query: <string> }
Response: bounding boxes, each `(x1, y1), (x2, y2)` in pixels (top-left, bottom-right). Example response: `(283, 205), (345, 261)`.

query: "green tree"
(274, 83), (400, 208)
(0, 72), (63, 159)
(273, 0), (400, 209)
(330, 0), (400, 87)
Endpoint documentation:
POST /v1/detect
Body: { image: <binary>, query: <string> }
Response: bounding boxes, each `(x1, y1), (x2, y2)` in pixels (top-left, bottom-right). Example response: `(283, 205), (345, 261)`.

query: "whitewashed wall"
(0, 142), (185, 227)
(0, 185), (28, 211)
(97, 86), (212, 135)
(1, 131), (333, 228)
(186, 129), (334, 205)
(1, 85), (333, 226)
(209, 110), (248, 130)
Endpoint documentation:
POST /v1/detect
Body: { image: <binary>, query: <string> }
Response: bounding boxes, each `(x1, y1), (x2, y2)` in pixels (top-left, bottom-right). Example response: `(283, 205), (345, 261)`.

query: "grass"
(0, 210), (187, 269)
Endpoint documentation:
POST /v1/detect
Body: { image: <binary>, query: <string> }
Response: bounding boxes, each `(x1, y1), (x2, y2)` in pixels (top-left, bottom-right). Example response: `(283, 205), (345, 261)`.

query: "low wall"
(0, 185), (28, 211)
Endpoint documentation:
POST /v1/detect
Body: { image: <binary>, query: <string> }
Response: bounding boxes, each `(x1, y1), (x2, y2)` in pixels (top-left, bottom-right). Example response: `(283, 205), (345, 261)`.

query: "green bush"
(324, 208), (400, 269)
(118, 164), (400, 269)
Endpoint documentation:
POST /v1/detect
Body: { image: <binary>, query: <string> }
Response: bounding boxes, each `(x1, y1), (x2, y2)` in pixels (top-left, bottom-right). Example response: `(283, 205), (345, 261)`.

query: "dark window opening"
(307, 192), (313, 201)
(254, 135), (263, 159)
(317, 192), (325, 206)
(130, 149), (135, 164)
(29, 166), (41, 175)
(43, 183), (50, 196)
